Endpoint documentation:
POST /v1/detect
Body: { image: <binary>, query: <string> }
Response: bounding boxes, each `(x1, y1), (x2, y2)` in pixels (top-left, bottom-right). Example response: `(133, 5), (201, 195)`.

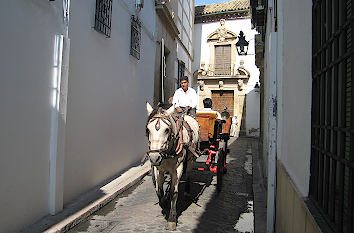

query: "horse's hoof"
(167, 222), (177, 231)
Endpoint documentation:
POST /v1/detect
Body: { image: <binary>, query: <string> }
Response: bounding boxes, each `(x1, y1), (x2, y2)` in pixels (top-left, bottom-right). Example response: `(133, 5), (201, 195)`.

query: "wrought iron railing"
(94, 0), (112, 37)
(200, 63), (242, 76)
(130, 16), (141, 60)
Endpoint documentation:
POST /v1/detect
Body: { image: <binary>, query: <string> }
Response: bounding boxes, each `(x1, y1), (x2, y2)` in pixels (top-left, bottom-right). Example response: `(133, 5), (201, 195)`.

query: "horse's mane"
(147, 102), (173, 122)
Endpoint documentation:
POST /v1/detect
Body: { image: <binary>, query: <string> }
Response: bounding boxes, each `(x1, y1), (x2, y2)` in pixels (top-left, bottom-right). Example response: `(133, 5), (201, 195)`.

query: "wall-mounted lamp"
(236, 31), (249, 55)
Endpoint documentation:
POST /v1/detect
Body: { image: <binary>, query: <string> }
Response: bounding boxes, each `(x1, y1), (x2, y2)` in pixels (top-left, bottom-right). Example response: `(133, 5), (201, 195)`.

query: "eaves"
(155, 3), (180, 38)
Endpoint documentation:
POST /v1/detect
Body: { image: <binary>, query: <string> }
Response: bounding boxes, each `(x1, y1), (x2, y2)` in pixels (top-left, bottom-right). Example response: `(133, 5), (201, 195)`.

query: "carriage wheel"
(216, 150), (224, 192)
(219, 140), (227, 174)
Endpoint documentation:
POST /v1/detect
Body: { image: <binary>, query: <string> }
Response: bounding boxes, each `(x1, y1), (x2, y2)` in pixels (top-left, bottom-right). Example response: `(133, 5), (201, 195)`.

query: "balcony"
(198, 62), (250, 79)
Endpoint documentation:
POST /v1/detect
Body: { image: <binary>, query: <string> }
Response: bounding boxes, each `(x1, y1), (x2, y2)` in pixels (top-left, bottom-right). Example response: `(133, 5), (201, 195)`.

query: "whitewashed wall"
(262, 0), (312, 196)
(279, 0), (312, 196)
(176, 0), (195, 86)
(193, 23), (203, 75)
(0, 1), (64, 232)
(194, 18), (260, 135)
(0, 1), (157, 232)
(262, 15), (273, 178)
(246, 90), (260, 136)
(64, 0), (156, 203)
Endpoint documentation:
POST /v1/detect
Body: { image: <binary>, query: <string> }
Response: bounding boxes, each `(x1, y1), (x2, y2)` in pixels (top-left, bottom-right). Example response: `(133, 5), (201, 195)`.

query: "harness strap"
(172, 113), (194, 150)
(175, 120), (183, 155)
(182, 120), (193, 146)
(144, 111), (196, 163)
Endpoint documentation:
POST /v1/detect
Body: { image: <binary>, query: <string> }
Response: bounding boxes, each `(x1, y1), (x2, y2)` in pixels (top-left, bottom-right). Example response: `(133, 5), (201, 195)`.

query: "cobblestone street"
(68, 137), (260, 233)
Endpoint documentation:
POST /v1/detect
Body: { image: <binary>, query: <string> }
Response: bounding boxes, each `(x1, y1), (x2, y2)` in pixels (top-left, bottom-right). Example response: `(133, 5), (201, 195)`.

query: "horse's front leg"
(184, 153), (194, 195)
(153, 166), (166, 210)
(167, 162), (183, 230)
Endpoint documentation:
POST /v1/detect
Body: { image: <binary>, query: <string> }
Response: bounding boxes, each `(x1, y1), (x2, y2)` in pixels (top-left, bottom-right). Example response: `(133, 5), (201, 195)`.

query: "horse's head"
(146, 102), (175, 166)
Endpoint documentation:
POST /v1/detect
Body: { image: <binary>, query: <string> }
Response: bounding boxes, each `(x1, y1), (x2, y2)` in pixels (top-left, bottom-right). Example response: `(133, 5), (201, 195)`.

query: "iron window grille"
(130, 16), (141, 60)
(177, 60), (185, 87)
(310, 0), (353, 232)
(94, 0), (112, 37)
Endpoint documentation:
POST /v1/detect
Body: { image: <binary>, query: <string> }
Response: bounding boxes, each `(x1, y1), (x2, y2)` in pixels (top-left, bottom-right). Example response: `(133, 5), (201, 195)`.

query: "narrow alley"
(66, 137), (265, 233)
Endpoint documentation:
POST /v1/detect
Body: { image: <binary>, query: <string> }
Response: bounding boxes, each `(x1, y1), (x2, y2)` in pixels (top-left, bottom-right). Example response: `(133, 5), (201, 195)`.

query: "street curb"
(42, 162), (151, 233)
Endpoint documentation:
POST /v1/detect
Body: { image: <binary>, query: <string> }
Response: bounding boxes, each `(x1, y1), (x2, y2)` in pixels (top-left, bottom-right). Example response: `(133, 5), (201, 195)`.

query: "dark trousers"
(175, 107), (196, 117)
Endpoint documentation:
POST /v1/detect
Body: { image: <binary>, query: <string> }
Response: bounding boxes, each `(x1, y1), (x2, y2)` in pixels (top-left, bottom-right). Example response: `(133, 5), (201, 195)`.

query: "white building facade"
(194, 0), (260, 137)
(252, 0), (354, 232)
(151, 0), (194, 104)
(0, 1), (194, 232)
(176, 0), (195, 88)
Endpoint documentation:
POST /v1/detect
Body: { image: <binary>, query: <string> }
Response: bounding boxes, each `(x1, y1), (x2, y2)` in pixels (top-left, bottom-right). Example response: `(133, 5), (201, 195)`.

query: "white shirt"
(197, 108), (222, 120)
(232, 116), (238, 124)
(172, 87), (198, 109)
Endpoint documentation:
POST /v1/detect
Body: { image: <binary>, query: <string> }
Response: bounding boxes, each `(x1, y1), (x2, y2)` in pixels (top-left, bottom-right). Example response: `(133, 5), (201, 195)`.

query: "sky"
(195, 0), (231, 6)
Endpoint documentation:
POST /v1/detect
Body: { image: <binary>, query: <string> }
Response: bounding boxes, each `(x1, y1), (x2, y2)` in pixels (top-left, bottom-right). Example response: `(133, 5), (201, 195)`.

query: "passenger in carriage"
(172, 76), (198, 117)
(197, 98), (222, 120)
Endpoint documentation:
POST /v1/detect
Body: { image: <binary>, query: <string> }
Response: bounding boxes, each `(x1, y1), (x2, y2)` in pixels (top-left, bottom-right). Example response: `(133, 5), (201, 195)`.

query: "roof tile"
(195, 0), (250, 16)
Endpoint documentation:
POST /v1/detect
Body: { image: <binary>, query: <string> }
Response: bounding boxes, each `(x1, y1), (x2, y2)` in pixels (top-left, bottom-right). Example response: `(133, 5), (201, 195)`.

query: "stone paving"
(68, 137), (260, 233)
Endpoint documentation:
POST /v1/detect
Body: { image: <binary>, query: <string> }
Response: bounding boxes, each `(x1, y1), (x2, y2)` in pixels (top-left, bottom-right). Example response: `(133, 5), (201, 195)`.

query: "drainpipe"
(49, 0), (71, 215)
(267, 0), (278, 232)
(161, 38), (165, 103)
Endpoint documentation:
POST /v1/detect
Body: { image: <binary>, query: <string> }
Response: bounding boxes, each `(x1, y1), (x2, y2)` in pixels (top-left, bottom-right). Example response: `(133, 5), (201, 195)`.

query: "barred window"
(130, 16), (141, 60)
(310, 0), (354, 232)
(94, 0), (112, 37)
(177, 60), (185, 87)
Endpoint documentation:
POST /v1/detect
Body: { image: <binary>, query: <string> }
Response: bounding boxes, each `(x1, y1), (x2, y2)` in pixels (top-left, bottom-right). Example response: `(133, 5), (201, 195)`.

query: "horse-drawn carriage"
(145, 103), (231, 230)
(195, 111), (231, 191)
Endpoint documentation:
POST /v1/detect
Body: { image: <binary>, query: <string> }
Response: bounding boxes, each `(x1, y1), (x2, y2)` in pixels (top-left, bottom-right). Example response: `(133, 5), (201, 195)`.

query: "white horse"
(145, 102), (199, 230)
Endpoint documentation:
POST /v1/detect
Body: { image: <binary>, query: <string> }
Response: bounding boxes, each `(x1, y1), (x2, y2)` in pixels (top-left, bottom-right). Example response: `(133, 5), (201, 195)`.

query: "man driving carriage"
(172, 76), (198, 117)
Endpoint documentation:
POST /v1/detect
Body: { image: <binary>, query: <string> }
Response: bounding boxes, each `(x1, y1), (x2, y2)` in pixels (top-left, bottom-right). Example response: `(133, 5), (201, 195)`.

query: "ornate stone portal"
(197, 19), (251, 134)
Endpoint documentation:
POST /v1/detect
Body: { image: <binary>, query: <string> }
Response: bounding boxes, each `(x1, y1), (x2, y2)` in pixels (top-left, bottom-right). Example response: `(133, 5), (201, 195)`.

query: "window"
(214, 45), (231, 75)
(310, 0), (354, 232)
(94, 0), (112, 37)
(130, 16), (141, 60)
(177, 60), (185, 87)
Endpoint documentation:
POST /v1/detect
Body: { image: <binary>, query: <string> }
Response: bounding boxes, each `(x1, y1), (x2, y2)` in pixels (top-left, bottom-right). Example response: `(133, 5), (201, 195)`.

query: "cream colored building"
(194, 0), (260, 137)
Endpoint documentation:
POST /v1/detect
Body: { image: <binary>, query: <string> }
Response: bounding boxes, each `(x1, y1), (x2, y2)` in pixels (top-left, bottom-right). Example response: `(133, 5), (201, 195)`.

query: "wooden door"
(211, 90), (234, 117)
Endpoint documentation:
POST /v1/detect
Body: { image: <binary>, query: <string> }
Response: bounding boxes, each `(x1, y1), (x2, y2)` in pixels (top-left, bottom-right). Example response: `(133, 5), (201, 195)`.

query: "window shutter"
(214, 45), (231, 75)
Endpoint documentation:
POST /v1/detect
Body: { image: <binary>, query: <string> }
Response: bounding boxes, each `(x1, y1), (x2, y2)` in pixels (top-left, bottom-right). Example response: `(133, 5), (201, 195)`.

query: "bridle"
(146, 113), (183, 159)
